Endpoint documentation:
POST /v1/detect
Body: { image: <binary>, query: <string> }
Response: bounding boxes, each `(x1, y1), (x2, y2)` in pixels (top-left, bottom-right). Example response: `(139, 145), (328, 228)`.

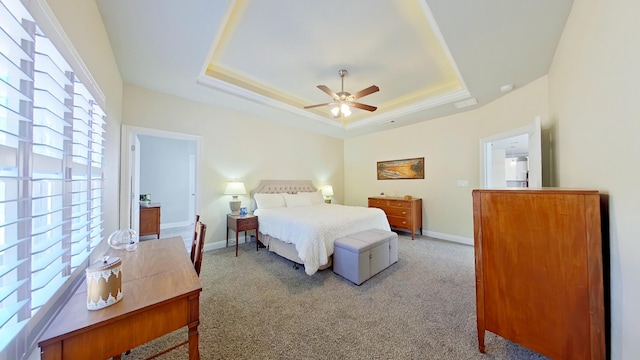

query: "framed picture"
(377, 157), (424, 180)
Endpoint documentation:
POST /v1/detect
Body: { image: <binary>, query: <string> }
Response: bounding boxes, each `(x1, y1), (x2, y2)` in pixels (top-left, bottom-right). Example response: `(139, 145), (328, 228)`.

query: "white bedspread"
(254, 204), (391, 275)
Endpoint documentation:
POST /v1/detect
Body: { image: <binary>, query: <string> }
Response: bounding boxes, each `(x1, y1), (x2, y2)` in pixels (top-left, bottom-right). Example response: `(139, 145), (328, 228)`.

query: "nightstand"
(226, 214), (259, 257)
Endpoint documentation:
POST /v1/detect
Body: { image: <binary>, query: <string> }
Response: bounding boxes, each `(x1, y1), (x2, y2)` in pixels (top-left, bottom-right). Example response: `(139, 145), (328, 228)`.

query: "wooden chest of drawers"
(368, 197), (422, 239)
(140, 205), (161, 238)
(472, 189), (604, 359)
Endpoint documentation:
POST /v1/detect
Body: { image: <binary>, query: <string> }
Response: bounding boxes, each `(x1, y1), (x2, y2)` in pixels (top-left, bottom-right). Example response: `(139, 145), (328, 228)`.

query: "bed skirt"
(258, 232), (333, 271)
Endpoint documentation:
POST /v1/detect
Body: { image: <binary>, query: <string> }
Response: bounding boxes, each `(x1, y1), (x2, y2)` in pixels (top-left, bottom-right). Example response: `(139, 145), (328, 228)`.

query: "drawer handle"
(402, 211), (407, 215)
(402, 221), (407, 224)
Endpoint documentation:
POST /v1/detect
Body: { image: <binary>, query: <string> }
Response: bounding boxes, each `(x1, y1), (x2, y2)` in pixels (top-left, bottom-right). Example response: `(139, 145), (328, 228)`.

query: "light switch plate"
(457, 180), (469, 187)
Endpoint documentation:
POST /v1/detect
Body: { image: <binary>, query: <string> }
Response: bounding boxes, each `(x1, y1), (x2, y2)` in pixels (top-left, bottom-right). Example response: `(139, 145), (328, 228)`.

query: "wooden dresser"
(140, 204), (161, 238)
(368, 197), (422, 239)
(472, 189), (605, 359)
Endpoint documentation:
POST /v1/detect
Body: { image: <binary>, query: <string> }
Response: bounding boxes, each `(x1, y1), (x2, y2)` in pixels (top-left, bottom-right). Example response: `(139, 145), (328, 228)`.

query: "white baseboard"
(424, 231), (473, 246)
(204, 237), (253, 253)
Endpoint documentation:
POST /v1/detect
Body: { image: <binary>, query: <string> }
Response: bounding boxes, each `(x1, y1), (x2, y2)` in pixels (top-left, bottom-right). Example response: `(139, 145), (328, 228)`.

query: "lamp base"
(229, 200), (241, 215)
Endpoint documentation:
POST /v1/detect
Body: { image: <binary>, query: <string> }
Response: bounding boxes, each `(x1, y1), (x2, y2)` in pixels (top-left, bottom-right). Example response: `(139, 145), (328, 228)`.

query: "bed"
(251, 180), (391, 275)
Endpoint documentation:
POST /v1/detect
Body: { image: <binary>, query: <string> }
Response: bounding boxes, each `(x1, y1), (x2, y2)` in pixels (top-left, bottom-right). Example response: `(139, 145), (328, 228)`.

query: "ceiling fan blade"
(350, 102), (377, 112)
(351, 85), (379, 100)
(317, 85), (340, 100)
(304, 102), (333, 109)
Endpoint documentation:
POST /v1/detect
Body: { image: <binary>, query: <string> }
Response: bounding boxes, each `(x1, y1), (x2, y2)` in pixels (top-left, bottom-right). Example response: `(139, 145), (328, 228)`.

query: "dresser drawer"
(368, 198), (386, 207)
(368, 198), (412, 209)
(387, 215), (412, 229)
(382, 207), (412, 218)
(386, 200), (413, 209)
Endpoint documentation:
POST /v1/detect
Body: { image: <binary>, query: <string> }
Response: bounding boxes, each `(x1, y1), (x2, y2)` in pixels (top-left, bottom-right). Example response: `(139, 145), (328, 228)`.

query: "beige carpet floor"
(124, 234), (549, 360)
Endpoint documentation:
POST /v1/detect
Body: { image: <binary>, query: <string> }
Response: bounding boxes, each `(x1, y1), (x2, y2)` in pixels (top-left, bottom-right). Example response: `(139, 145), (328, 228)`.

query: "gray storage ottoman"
(333, 229), (398, 285)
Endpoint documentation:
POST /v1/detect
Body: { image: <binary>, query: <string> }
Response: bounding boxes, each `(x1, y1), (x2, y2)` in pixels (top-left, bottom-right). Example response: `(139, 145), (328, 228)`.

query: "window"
(0, 0), (105, 355)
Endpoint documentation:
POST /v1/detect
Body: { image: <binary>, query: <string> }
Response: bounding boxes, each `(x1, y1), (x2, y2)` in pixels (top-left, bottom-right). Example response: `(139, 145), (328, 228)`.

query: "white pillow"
(283, 193), (313, 208)
(254, 193), (286, 209)
(304, 190), (325, 205)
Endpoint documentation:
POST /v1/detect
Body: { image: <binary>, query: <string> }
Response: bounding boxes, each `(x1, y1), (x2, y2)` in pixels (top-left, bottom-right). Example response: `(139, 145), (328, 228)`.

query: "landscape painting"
(377, 157), (424, 180)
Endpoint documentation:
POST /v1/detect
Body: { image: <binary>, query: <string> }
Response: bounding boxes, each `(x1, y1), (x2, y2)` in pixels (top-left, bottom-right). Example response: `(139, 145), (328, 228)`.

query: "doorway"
(479, 117), (542, 188)
(120, 125), (201, 236)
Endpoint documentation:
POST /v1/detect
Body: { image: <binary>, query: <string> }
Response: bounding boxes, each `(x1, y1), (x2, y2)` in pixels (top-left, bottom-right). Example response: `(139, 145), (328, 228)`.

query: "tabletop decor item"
(107, 229), (138, 251)
(86, 256), (122, 310)
(140, 193), (151, 206)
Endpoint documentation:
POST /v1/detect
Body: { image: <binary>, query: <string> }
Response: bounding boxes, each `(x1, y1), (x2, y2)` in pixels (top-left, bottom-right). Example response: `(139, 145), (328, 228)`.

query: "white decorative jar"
(86, 256), (122, 310)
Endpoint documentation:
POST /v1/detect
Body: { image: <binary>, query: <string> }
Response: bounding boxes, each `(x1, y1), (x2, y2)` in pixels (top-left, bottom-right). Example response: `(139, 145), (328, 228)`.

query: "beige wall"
(42, 0), (123, 235)
(344, 76), (548, 242)
(121, 84), (344, 244)
(548, 0), (640, 357)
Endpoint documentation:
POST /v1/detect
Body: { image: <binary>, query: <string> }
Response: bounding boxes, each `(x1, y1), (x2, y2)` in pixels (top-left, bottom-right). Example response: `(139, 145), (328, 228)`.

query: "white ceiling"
(95, 0), (574, 139)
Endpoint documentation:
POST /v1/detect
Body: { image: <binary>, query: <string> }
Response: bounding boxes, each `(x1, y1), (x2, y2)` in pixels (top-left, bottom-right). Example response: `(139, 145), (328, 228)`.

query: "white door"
(480, 116), (542, 188)
(130, 134), (141, 233)
(189, 154), (196, 223)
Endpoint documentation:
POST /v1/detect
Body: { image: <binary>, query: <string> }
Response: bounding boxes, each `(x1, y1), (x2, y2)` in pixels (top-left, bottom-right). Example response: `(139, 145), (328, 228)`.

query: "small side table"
(139, 204), (161, 239)
(226, 214), (259, 257)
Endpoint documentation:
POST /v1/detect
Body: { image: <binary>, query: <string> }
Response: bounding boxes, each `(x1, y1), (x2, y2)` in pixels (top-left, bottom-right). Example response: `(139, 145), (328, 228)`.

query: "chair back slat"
(193, 222), (206, 276)
(190, 215), (201, 263)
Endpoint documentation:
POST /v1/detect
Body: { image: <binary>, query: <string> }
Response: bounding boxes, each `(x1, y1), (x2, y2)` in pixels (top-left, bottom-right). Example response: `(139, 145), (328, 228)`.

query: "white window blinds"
(0, 0), (105, 354)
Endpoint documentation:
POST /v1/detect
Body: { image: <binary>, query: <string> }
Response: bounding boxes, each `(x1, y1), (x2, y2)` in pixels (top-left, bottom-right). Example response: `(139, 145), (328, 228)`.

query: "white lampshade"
(224, 181), (246, 197)
(322, 185), (334, 197)
(322, 185), (334, 204)
(224, 181), (246, 214)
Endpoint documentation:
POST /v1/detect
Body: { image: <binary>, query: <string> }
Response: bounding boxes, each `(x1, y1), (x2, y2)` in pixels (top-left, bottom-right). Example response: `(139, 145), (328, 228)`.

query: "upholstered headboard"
(250, 180), (317, 197)
(249, 180), (318, 212)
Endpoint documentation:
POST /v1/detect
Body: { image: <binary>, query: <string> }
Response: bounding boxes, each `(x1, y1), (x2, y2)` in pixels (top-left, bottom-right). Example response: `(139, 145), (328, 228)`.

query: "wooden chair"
(192, 221), (206, 276)
(190, 215), (200, 264)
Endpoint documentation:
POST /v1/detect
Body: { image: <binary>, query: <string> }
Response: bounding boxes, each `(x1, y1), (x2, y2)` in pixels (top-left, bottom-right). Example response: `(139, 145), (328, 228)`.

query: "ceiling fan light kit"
(304, 69), (379, 119)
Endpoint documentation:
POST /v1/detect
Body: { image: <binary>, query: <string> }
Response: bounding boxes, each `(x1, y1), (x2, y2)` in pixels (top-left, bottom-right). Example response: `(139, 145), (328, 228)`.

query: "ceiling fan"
(304, 69), (379, 118)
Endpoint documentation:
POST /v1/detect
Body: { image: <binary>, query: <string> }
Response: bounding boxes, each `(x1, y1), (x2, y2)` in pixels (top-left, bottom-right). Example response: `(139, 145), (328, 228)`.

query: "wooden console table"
(39, 237), (202, 359)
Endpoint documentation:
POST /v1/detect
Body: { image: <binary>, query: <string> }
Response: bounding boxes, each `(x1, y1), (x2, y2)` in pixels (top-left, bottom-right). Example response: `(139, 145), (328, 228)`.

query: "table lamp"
(224, 181), (246, 215)
(322, 185), (334, 204)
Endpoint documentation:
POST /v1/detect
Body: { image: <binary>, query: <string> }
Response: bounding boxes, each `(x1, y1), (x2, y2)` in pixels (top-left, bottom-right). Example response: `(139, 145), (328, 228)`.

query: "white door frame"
(120, 125), (201, 231)
(479, 116), (542, 188)
(130, 134), (141, 234)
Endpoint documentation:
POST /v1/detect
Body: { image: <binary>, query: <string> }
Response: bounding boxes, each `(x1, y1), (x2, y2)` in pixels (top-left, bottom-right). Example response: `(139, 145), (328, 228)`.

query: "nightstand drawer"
(236, 217), (258, 231)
